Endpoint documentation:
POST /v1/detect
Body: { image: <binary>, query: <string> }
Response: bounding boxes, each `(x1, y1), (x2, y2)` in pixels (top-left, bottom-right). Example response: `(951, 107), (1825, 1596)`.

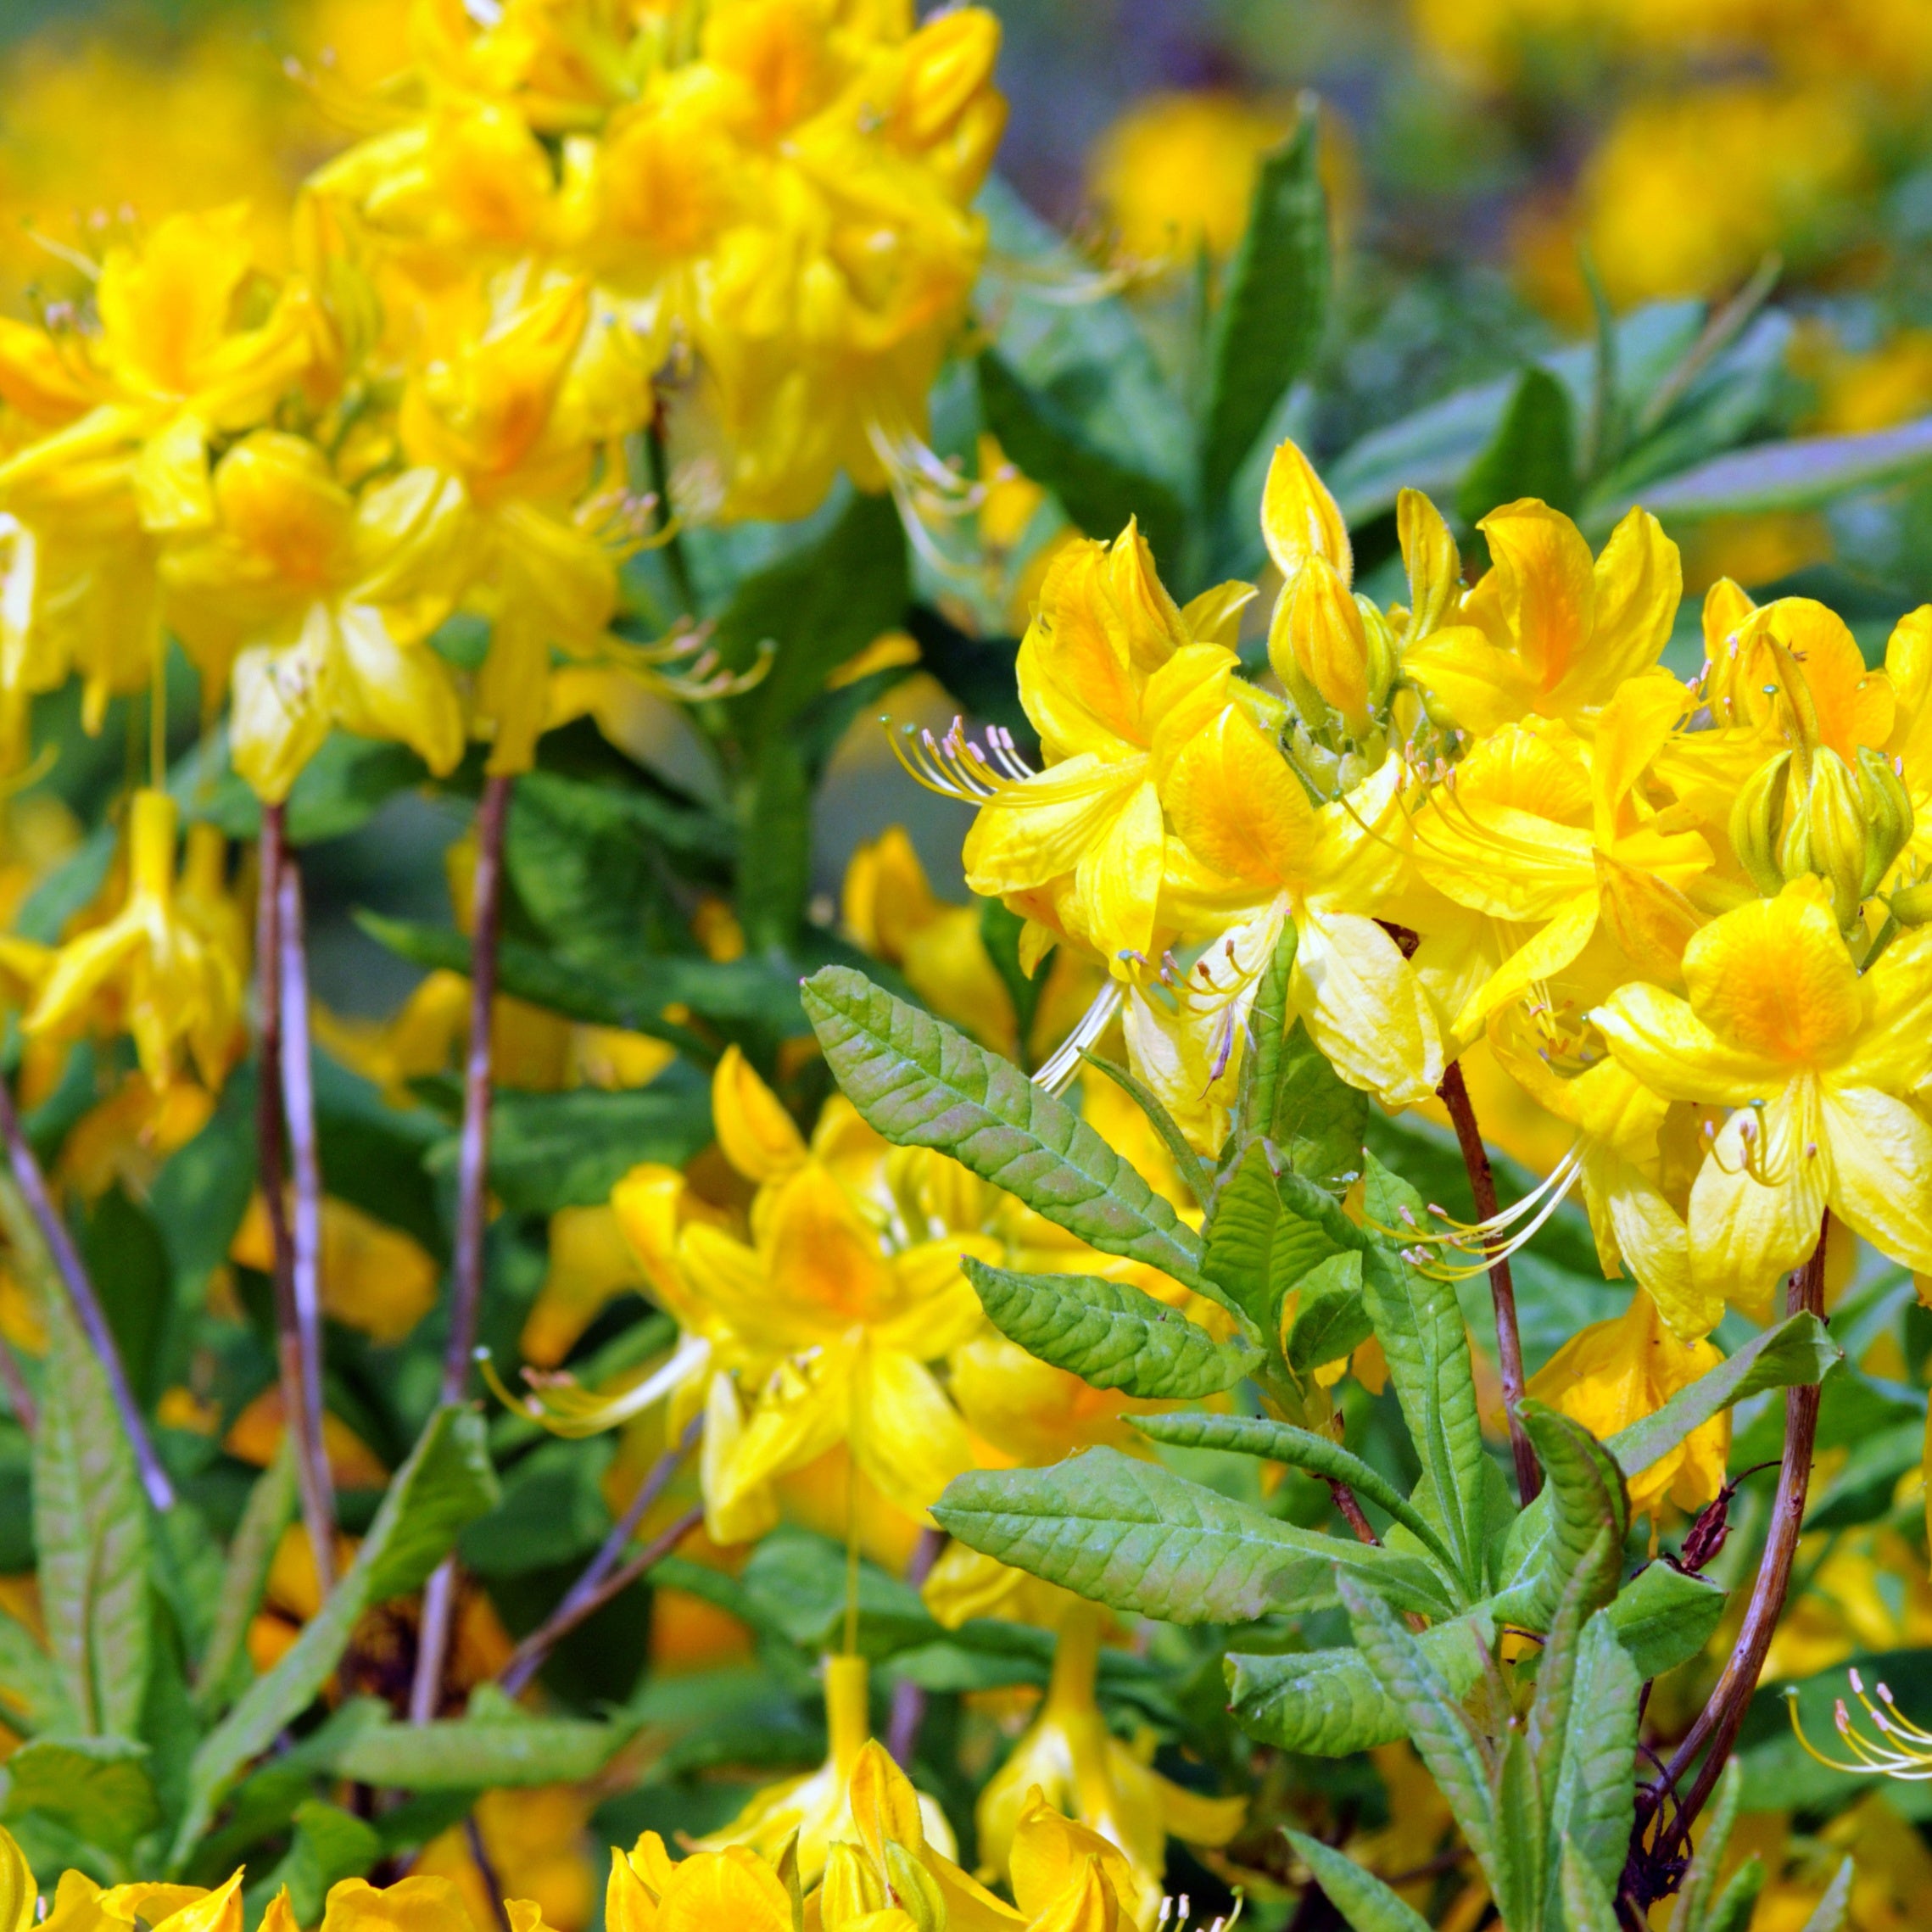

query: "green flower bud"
(1729, 750), (1791, 898)
(1357, 594), (1400, 714)
(1888, 880), (1932, 927)
(1781, 748), (1866, 930)
(1856, 745), (1914, 895)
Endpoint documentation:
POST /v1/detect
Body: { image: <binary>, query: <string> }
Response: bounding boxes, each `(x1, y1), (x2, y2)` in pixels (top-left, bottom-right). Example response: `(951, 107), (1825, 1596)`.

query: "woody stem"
(259, 807), (336, 1591)
(1643, 1216), (1828, 1871)
(410, 773), (511, 1723)
(1437, 1059), (1541, 1503)
(0, 1078), (169, 1507)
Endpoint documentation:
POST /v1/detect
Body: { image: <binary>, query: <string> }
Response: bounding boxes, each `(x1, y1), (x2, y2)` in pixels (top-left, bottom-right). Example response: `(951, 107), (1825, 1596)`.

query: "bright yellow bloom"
(25, 790), (245, 1091)
(1526, 1288), (1727, 1514)
(975, 1605), (1244, 1924)
(163, 430), (470, 802)
(1594, 875), (1932, 1313)
(417, 1787), (597, 1932)
(1402, 498), (1682, 738)
(230, 1191), (439, 1345)
(606, 1836), (793, 1932)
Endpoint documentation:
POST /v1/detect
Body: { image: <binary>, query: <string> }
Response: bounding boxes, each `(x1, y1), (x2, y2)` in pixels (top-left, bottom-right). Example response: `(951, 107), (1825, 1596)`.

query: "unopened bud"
(1278, 555), (1371, 734)
(1266, 580), (1332, 729)
(1729, 751), (1791, 898)
(1358, 594), (1399, 713)
(884, 1842), (946, 1932)
(819, 1845), (883, 1928)
(1888, 881), (1932, 927)
(1856, 745), (1914, 894)
(1396, 486), (1460, 642)
(1781, 748), (1866, 930)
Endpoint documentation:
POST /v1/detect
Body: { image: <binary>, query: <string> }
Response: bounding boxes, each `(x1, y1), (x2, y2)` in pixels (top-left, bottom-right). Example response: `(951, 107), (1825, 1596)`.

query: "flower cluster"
(916, 437), (1932, 1360)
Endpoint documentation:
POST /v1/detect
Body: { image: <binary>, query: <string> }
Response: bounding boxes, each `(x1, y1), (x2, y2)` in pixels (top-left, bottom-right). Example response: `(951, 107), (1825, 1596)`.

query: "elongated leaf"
(964, 1260), (1259, 1399)
(1703, 1857), (1767, 1932)
(1265, 1021), (1368, 1196)
(1458, 366), (1577, 523)
(1609, 415), (1932, 519)
(979, 353), (1185, 564)
(1201, 103), (1328, 504)
(1358, 1158), (1487, 1591)
(1228, 1613), (1494, 1756)
(321, 1690), (635, 1789)
(1491, 1727), (1543, 1932)
(1798, 1860), (1853, 1932)
(1671, 1758), (1743, 1932)
(1607, 1312), (1837, 1482)
(1135, 1413), (1458, 1577)
(172, 1407), (497, 1867)
(933, 1450), (1455, 1625)
(1203, 1149), (1348, 1348)
(1605, 1561), (1725, 1679)
(3, 1734), (159, 1855)
(1494, 1403), (1629, 1627)
(30, 1259), (151, 1739)
(1546, 1611), (1640, 1920)
(1560, 1841), (1623, 1932)
(1337, 1573), (1497, 1880)
(1079, 1053), (1212, 1204)
(802, 968), (1210, 1292)
(0, 1609), (70, 1736)
(1284, 1251), (1372, 1376)
(1283, 1832), (1433, 1932)
(1228, 922), (1298, 1159)
(194, 1446), (299, 1719)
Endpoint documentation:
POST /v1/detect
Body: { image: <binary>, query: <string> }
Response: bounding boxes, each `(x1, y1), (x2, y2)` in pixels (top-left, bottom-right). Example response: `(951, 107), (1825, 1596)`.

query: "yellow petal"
(712, 1044), (807, 1183)
(1555, 506), (1680, 713)
(851, 1344), (975, 1521)
(1819, 1086), (1932, 1276)
(1453, 891), (1600, 1036)
(1162, 703), (1316, 890)
(1260, 438), (1350, 586)
(849, 1739), (929, 1863)
(1594, 852), (1703, 986)
(1070, 778), (1164, 964)
(1179, 579), (1258, 646)
(1296, 906), (1443, 1107)
(1688, 1083), (1829, 1316)
(1594, 983), (1781, 1108)
(1474, 498), (1596, 694)
(230, 627), (336, 806)
(701, 1370), (780, 1546)
(332, 606), (465, 778)
(1024, 1860), (1119, 1932)
(0, 1829), (33, 1932)
(1400, 623), (1543, 736)
(656, 1850), (791, 1932)
(1397, 487), (1460, 640)
(605, 1851), (659, 1932)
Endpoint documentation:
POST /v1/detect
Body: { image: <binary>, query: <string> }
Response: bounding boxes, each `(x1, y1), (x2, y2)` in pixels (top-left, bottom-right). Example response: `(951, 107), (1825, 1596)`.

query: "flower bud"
(818, 1845), (883, 1929)
(1358, 594), (1399, 712)
(1279, 554), (1371, 734)
(1889, 881), (1932, 926)
(1265, 584), (1330, 728)
(1856, 745), (1914, 895)
(1780, 748), (1866, 930)
(883, 1841), (946, 1932)
(1396, 486), (1460, 642)
(1728, 751), (1791, 898)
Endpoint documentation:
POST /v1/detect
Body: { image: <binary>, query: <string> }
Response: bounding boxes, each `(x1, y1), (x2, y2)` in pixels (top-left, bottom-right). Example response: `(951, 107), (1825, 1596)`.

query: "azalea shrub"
(3, 3), (1932, 1932)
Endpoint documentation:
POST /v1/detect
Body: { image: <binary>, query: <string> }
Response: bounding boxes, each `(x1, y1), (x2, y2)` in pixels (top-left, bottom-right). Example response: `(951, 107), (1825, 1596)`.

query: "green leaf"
(1494, 1403), (1629, 1627)
(460, 1437), (613, 1579)
(1457, 366), (1577, 525)
(801, 967), (1209, 1293)
(1080, 1053), (1212, 1205)
(1202, 1147), (1347, 1348)
(978, 352), (1185, 564)
(1, 1735), (158, 1855)
(1281, 1832), (1433, 1932)
(1798, 1860), (1854, 1932)
(0, 1607), (70, 1736)
(1606, 415), (1932, 520)
(1670, 1757), (1743, 1932)
(253, 1801), (382, 1927)
(1337, 1572), (1498, 1881)
(1606, 1312), (1838, 1485)
(1702, 1857), (1767, 1932)
(963, 1259), (1259, 1399)
(1227, 1614), (1493, 1756)
(1605, 1561), (1725, 1680)
(1264, 1020), (1369, 1196)
(194, 1446), (299, 1720)
(1559, 1840), (1623, 1932)
(1200, 101), (1328, 506)
(933, 1449), (1455, 1625)
(1227, 922), (1298, 1160)
(1544, 1611), (1640, 1921)
(1358, 1157), (1487, 1591)
(320, 1688), (635, 1789)
(1491, 1727), (1543, 1932)
(1134, 1412), (1459, 1577)
(428, 1074), (713, 1214)
(1283, 1251), (1372, 1377)
(172, 1407), (497, 1867)
(31, 1263), (151, 1739)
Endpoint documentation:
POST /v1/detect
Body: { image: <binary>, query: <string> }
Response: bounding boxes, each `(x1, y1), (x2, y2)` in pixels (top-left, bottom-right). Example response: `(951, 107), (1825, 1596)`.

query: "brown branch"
(410, 773), (513, 1724)
(497, 1414), (700, 1698)
(0, 1080), (168, 1505)
(463, 1815), (514, 1932)
(1327, 1478), (1381, 1546)
(1642, 1219), (1828, 1868)
(1437, 1059), (1540, 1504)
(494, 1504), (703, 1687)
(276, 853), (336, 1592)
(886, 1526), (946, 1763)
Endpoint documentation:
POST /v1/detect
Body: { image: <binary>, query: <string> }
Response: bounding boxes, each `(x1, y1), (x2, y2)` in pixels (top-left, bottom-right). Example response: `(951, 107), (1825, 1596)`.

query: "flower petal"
(1820, 1086), (1932, 1276)
(1688, 1082), (1829, 1316)
(1295, 906), (1443, 1106)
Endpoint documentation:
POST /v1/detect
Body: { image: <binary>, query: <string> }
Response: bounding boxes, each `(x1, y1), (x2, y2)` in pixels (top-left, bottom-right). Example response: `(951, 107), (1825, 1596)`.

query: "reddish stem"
(410, 773), (512, 1723)
(1437, 1059), (1541, 1503)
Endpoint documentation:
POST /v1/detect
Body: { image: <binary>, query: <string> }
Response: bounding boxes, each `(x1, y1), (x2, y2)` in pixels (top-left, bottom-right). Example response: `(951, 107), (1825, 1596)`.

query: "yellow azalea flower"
(976, 1605), (1245, 1923)
(230, 1191), (438, 1345)
(163, 429), (469, 802)
(59, 1070), (215, 1202)
(1148, 708), (1441, 1125)
(226, 1391), (389, 1495)
(1527, 1288), (1727, 1515)
(1002, 1795), (1149, 1932)
(417, 1787), (597, 1932)
(521, 1203), (651, 1368)
(25, 789), (245, 1091)
(606, 1836), (794, 1932)
(926, 522), (1259, 974)
(1594, 875), (1932, 1314)
(844, 825), (1101, 1065)
(699, 1658), (971, 1887)
(1402, 498), (1683, 739)
(315, 1877), (493, 1932)
(399, 276), (630, 775)
(1407, 679), (1711, 1042)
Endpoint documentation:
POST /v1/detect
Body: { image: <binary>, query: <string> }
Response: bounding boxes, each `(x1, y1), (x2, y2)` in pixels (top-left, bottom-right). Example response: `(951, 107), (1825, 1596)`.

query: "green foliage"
(1458, 366), (1578, 523)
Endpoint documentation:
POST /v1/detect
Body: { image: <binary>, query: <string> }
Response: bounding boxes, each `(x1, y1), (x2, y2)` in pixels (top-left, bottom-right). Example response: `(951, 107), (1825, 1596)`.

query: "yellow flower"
(416, 1787), (597, 1932)
(606, 1836), (794, 1932)
(25, 790), (245, 1091)
(315, 1876), (492, 1932)
(975, 1605), (1244, 1924)
(163, 429), (470, 803)
(59, 1072), (215, 1202)
(230, 1191), (439, 1345)
(1594, 875), (1932, 1313)
(1401, 498), (1683, 738)
(1526, 1288), (1727, 1515)
(521, 1203), (652, 1368)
